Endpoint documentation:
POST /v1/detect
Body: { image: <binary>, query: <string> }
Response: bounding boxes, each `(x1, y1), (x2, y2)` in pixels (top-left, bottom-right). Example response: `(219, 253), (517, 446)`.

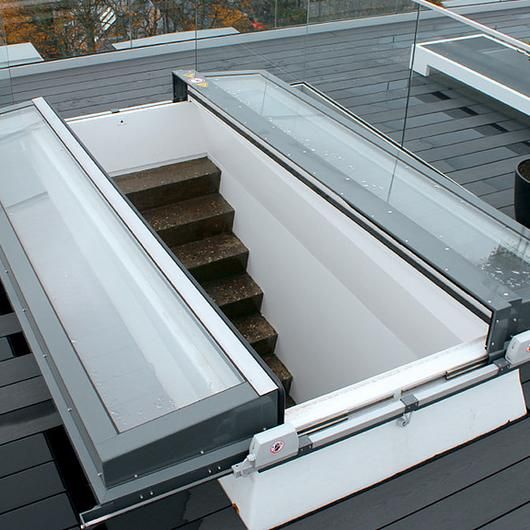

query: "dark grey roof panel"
(0, 434), (51, 479)
(0, 494), (77, 530)
(0, 376), (51, 415)
(482, 501), (530, 530)
(0, 400), (60, 445)
(385, 456), (530, 529)
(0, 461), (64, 515)
(0, 355), (40, 388)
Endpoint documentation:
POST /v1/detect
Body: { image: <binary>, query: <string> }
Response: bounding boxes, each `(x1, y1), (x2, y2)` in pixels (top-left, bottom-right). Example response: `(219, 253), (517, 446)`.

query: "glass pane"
(204, 73), (530, 292)
(195, 0), (309, 81)
(308, 0), (415, 25)
(404, 3), (530, 228)
(462, 1), (530, 48)
(0, 105), (242, 432)
(1, 0), (132, 61)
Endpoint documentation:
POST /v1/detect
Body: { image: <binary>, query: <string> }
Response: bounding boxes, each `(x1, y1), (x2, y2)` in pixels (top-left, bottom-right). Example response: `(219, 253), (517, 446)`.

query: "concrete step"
(233, 313), (278, 356)
(202, 273), (263, 319)
(172, 233), (248, 282)
(263, 354), (293, 395)
(116, 157), (220, 211)
(143, 194), (234, 247)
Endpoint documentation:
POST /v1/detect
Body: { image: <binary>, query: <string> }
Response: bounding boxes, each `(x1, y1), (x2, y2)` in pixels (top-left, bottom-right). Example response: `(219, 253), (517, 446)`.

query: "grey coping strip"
(0, 461), (64, 515)
(0, 354), (41, 388)
(0, 400), (61, 445)
(0, 493), (77, 530)
(0, 434), (52, 479)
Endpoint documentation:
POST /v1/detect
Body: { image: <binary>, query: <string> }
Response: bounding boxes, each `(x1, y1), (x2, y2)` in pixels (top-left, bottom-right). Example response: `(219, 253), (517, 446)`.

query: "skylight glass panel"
(0, 106), (242, 432)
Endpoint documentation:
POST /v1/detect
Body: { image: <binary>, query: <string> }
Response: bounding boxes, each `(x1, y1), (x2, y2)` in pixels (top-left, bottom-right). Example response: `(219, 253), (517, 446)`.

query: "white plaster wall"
(68, 102), (207, 176)
(193, 105), (486, 403)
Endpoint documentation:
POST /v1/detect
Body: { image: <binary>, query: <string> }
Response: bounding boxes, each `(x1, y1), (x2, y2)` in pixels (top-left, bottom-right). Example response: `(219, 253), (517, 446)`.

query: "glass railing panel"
(0, 0), (133, 61)
(194, 0), (309, 83)
(452, 0), (530, 48)
(279, 0), (419, 154)
(307, 0), (415, 25)
(404, 0), (530, 227)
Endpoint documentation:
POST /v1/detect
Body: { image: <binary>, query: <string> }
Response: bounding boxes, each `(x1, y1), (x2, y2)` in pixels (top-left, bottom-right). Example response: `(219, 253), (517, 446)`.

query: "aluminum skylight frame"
(0, 98), (282, 513)
(173, 69), (530, 357)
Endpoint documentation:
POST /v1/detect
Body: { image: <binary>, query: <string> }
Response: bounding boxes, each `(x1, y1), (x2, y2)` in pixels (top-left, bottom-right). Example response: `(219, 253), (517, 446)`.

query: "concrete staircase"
(116, 157), (293, 396)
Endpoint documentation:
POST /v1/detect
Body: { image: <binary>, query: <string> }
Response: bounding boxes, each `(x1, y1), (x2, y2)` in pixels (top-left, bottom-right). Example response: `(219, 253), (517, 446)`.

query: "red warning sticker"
(270, 440), (285, 455)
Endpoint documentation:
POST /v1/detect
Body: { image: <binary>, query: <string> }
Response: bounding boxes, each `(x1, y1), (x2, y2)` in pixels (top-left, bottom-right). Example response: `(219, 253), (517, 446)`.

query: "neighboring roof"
(0, 6), (529, 530)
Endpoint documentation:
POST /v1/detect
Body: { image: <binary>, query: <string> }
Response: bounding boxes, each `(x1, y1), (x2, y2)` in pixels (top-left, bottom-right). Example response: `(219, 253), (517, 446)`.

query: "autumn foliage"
(0, 0), (261, 59)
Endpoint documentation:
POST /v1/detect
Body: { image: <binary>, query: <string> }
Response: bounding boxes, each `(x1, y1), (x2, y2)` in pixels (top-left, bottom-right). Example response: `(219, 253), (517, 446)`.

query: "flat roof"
(0, 5), (529, 529)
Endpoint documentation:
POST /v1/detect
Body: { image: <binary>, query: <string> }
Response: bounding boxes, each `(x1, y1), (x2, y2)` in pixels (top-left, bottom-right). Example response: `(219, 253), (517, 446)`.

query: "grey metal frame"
(0, 99), (281, 520)
(173, 69), (530, 357)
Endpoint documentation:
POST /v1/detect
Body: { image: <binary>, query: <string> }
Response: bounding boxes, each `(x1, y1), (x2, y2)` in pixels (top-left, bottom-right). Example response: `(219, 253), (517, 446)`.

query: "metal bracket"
(398, 394), (419, 427)
(232, 423), (299, 478)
